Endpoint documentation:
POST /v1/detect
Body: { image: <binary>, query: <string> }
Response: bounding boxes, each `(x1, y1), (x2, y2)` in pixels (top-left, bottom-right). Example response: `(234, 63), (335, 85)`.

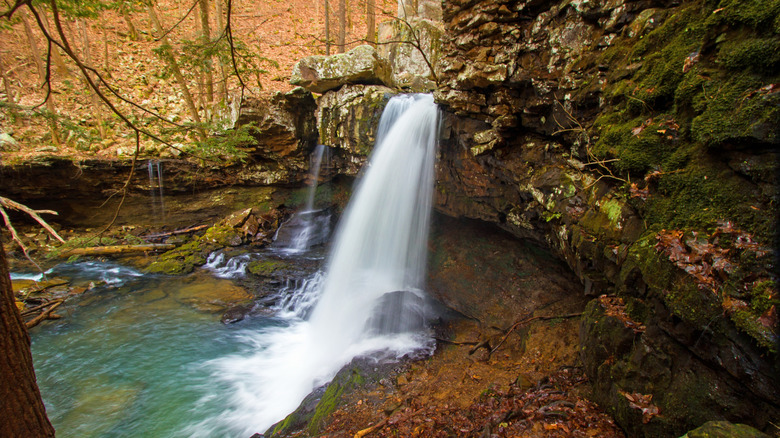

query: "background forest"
(0, 0), (394, 162)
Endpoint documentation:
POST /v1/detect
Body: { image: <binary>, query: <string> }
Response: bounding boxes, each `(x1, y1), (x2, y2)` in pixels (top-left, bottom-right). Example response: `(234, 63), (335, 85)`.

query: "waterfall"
(195, 94), (439, 436)
(274, 145), (332, 254)
(147, 159), (166, 224)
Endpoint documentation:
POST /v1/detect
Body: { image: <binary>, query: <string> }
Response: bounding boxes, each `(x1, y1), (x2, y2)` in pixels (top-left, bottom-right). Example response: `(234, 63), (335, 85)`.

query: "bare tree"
(20, 9), (62, 146)
(198, 0), (214, 109)
(325, 0), (331, 55)
(0, 52), (16, 103)
(147, 1), (206, 140)
(0, 243), (56, 438)
(337, 0), (346, 53)
(119, 1), (139, 41)
(366, 0), (376, 46)
(78, 18), (107, 139)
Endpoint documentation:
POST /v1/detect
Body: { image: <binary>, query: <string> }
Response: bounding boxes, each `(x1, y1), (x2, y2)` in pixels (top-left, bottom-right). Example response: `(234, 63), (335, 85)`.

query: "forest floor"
(0, 0), (396, 163)
(319, 316), (626, 437)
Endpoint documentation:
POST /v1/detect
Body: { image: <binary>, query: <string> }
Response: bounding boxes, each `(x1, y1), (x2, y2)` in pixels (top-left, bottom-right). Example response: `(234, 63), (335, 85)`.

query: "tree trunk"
(102, 14), (111, 76)
(324, 0), (331, 55)
(147, 2), (206, 140)
(0, 243), (56, 438)
(39, 11), (73, 79)
(79, 19), (107, 139)
(198, 0), (214, 111)
(213, 0), (228, 105)
(0, 52), (16, 104)
(366, 0), (376, 46)
(337, 0), (346, 53)
(120, 2), (139, 41)
(20, 9), (61, 146)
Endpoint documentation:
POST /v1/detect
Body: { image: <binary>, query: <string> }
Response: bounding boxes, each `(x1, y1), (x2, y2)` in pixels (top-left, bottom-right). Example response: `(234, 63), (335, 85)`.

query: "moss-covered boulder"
(681, 421), (771, 438)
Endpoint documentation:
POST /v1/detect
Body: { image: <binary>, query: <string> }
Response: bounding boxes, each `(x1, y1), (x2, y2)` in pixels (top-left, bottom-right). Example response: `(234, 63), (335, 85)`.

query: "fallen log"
(26, 300), (64, 328)
(58, 244), (175, 257)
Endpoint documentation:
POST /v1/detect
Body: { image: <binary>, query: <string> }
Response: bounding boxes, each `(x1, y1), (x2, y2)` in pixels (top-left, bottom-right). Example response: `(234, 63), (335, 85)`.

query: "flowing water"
(28, 93), (440, 436)
(274, 144), (332, 254)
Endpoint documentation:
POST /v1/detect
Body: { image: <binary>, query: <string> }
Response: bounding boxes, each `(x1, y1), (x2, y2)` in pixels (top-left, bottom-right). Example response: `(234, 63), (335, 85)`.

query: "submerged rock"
(290, 45), (392, 94)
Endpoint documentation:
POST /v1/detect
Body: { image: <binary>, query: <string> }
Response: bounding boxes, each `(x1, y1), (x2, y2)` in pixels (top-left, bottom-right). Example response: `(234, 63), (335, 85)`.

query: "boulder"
(680, 421), (770, 438)
(290, 45), (392, 94)
(236, 87), (317, 160)
(378, 17), (443, 91)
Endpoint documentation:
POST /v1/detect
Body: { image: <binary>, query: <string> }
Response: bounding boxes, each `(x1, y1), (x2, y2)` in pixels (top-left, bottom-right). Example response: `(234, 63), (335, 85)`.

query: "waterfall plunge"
(196, 94), (439, 436)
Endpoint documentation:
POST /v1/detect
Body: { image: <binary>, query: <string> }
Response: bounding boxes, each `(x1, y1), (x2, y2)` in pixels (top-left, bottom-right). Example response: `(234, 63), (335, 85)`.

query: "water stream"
(28, 93), (440, 436)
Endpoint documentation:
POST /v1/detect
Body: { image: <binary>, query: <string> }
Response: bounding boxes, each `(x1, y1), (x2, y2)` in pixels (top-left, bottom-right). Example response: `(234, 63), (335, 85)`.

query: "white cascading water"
(280, 144), (330, 254)
(192, 94), (439, 436)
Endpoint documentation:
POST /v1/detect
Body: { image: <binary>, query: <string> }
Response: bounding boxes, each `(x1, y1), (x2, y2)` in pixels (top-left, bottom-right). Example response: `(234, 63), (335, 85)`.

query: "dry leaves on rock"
(618, 390), (660, 424)
(598, 295), (646, 334)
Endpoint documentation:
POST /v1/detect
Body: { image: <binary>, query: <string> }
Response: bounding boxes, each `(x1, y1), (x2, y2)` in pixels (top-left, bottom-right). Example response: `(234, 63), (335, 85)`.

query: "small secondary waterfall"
(147, 159), (166, 224)
(275, 145), (332, 254)
(196, 94), (439, 435)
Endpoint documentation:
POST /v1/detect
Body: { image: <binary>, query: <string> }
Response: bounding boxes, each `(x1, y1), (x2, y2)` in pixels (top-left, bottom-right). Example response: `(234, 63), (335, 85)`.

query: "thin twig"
(490, 313), (583, 356)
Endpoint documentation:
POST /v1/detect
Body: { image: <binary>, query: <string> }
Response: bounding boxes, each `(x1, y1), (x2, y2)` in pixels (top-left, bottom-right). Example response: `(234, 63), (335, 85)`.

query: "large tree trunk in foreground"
(0, 244), (55, 438)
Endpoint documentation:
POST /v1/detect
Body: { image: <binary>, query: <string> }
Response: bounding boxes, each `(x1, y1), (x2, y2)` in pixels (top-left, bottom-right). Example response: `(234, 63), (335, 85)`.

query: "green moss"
(644, 161), (771, 242)
(307, 368), (364, 435)
(704, 0), (780, 32)
(728, 304), (778, 352)
(718, 37), (780, 73)
(750, 280), (778, 313)
(247, 259), (288, 277)
(201, 224), (241, 247)
(690, 74), (780, 147)
(146, 259), (191, 275)
(600, 199), (624, 227)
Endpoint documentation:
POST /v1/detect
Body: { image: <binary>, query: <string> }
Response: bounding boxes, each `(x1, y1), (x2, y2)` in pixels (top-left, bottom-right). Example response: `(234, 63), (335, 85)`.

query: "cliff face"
(431, 0), (779, 435)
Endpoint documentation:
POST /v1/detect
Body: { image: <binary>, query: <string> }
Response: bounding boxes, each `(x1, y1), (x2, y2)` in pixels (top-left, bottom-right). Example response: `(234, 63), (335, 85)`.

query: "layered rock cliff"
(430, 0), (779, 436)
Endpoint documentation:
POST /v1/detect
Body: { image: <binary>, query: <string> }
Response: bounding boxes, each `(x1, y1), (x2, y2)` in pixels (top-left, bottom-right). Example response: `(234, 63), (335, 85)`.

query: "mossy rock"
(267, 362), (366, 437)
(246, 259), (293, 277)
(680, 420), (771, 438)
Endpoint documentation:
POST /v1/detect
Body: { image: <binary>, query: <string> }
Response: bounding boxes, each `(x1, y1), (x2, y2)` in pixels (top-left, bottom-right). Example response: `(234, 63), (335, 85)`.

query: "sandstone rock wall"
(432, 0), (779, 435)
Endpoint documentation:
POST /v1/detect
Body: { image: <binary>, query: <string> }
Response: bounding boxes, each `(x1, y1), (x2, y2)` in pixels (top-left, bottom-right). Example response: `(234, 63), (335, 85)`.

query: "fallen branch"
(21, 298), (65, 316)
(141, 224), (209, 240)
(490, 313), (583, 357)
(0, 196), (65, 243)
(18, 281), (69, 299)
(25, 299), (63, 328)
(354, 408), (424, 438)
(58, 244), (175, 257)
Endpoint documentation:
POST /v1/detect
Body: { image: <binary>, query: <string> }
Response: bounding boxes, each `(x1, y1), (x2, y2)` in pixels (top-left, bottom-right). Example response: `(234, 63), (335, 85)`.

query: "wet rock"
(680, 421), (770, 438)
(317, 84), (395, 174)
(290, 45), (392, 94)
(220, 302), (274, 324)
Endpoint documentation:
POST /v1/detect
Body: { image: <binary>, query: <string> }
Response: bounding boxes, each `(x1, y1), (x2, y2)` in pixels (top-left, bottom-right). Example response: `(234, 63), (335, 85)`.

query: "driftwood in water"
(141, 224), (210, 240)
(21, 298), (64, 316)
(59, 244), (175, 257)
(25, 300), (64, 328)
